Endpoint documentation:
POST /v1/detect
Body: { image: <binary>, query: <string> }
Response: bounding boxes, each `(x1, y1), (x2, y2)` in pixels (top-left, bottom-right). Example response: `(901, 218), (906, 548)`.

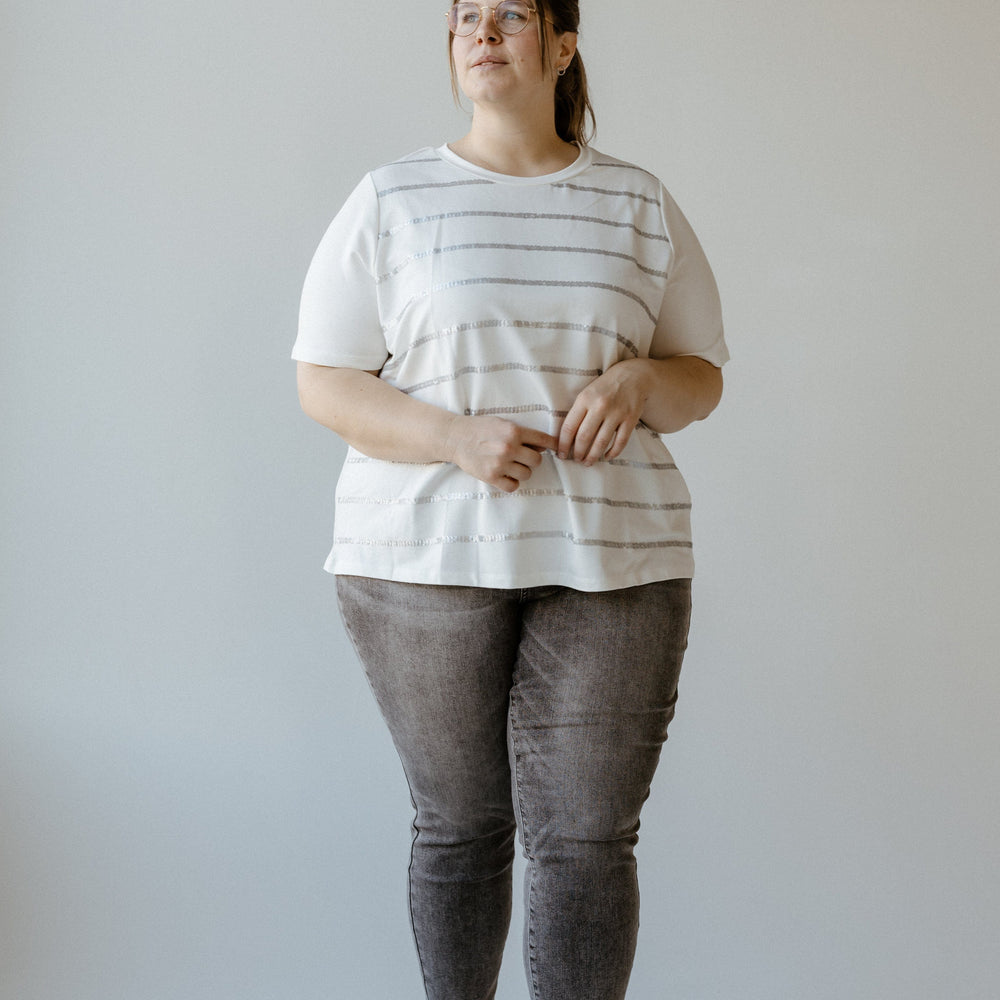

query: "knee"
(412, 812), (517, 882)
(518, 783), (645, 864)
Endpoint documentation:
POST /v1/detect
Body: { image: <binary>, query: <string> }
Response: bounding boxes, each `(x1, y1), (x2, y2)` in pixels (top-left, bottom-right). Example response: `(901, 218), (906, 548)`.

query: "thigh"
(336, 576), (522, 828)
(510, 579), (692, 845)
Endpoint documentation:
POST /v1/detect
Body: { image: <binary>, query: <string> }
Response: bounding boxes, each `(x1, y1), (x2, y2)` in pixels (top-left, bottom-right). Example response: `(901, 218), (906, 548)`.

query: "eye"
(497, 2), (529, 22)
(453, 4), (479, 24)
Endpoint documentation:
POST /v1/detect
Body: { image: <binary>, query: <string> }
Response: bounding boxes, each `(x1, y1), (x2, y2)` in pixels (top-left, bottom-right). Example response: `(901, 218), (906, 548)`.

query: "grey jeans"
(336, 575), (692, 1000)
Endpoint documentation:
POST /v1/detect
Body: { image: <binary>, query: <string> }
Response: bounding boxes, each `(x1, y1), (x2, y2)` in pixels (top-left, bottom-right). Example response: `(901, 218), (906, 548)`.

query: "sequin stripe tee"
(293, 144), (729, 591)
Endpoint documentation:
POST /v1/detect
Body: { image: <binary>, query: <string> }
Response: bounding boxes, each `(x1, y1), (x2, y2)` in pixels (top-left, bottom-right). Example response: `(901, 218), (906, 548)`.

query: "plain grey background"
(3, 1), (998, 998)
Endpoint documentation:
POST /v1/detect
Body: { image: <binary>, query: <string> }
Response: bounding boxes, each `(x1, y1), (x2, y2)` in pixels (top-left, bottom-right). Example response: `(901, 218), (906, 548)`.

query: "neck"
(451, 104), (578, 177)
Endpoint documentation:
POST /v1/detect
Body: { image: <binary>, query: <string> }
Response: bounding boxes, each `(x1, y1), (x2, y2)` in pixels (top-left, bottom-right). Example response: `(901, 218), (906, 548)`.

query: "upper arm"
(650, 186), (729, 368)
(291, 175), (389, 371)
(296, 361), (381, 406)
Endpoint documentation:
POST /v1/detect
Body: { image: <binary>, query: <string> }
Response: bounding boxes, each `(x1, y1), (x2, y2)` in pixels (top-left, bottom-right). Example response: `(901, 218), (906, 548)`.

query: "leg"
(336, 576), (522, 1000)
(510, 579), (692, 1000)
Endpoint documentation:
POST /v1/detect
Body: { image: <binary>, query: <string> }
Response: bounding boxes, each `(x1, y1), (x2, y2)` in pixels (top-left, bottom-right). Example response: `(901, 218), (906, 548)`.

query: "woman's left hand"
(557, 360), (649, 465)
(557, 356), (724, 463)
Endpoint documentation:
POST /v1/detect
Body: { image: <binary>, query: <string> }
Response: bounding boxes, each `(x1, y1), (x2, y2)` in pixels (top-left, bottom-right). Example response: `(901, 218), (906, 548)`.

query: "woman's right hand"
(445, 415), (558, 493)
(297, 364), (557, 491)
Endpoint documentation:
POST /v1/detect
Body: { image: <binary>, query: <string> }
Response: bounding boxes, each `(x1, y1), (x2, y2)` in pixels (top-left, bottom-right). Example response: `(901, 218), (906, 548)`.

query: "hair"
(448, 0), (597, 147)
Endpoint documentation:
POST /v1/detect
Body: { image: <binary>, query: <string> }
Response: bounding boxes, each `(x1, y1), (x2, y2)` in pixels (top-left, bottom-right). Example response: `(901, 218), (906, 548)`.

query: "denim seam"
(508, 691), (540, 1000)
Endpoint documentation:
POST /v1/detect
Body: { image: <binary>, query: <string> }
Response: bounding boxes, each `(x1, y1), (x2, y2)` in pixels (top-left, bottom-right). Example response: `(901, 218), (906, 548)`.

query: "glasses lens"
(449, 4), (482, 35)
(448, 3), (534, 36)
(495, 2), (533, 33)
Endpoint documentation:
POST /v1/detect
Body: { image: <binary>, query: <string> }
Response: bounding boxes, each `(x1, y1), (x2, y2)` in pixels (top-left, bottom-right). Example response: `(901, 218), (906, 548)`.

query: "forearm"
(296, 362), (559, 492)
(621, 355), (723, 434)
(296, 362), (458, 463)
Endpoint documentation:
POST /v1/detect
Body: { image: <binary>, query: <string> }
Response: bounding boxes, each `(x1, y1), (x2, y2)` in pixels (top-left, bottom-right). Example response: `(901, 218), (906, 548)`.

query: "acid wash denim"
(335, 575), (692, 1000)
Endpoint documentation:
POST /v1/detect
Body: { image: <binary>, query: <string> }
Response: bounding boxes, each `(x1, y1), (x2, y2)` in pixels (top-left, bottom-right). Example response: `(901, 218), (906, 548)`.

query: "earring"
(557, 66), (567, 76)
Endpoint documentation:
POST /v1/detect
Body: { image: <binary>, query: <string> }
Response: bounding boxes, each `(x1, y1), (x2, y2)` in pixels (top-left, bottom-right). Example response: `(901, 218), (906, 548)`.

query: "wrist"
(440, 411), (465, 466)
(617, 357), (655, 407)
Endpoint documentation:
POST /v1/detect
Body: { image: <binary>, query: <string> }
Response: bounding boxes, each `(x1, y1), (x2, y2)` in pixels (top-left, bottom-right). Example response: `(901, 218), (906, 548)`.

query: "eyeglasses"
(446, 2), (539, 37)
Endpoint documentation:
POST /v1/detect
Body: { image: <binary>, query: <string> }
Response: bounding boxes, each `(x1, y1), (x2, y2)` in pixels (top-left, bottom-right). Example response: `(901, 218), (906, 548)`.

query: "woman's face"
(450, 3), (574, 109)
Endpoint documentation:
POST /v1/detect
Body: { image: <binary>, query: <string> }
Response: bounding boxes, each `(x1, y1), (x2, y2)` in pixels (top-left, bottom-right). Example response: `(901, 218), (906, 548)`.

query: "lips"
(473, 57), (507, 68)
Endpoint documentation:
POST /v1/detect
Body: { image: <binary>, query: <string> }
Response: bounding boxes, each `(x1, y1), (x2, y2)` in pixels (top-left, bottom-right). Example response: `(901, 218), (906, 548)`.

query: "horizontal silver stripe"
(335, 531), (692, 551)
(344, 456), (434, 467)
(591, 160), (656, 177)
(554, 182), (661, 205)
(339, 488), (689, 511)
(376, 242), (664, 284)
(400, 362), (602, 395)
(378, 210), (669, 244)
(345, 454), (678, 472)
(377, 179), (493, 196)
(383, 277), (657, 330)
(606, 457), (677, 471)
(382, 320), (639, 371)
(463, 404), (568, 418)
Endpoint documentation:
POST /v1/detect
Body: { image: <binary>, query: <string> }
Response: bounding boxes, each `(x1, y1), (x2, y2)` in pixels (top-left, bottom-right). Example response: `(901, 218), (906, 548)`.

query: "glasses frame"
(446, 2), (541, 37)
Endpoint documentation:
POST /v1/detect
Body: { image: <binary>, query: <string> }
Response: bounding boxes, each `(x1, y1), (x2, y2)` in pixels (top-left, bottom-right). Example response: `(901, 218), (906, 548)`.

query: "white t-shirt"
(293, 144), (728, 591)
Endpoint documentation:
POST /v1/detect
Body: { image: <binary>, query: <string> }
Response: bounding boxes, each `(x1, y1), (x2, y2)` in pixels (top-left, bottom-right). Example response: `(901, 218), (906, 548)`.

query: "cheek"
(512, 33), (548, 73)
(451, 35), (477, 67)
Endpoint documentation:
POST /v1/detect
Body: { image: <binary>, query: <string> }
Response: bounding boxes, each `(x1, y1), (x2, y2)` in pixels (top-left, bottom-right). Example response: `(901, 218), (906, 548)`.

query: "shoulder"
(367, 146), (464, 196)
(582, 149), (665, 199)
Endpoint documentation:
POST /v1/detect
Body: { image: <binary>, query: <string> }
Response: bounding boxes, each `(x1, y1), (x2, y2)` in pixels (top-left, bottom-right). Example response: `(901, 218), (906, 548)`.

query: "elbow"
(296, 381), (318, 421)
(295, 375), (316, 421)
(697, 365), (724, 421)
(295, 361), (330, 425)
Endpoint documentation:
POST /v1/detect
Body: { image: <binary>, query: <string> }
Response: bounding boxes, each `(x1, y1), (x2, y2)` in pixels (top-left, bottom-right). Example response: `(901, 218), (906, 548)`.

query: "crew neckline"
(436, 143), (592, 185)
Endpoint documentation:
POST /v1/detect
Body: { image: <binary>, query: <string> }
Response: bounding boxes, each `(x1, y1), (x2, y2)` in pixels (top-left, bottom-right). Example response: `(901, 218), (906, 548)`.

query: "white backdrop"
(2, 2), (998, 998)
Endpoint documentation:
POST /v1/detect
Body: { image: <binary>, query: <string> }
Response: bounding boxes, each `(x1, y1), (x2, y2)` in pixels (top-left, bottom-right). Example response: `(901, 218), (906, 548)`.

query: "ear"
(557, 31), (578, 68)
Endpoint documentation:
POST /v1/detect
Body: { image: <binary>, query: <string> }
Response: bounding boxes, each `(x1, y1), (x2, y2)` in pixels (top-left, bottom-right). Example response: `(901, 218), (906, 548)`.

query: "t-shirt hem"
(323, 558), (695, 592)
(291, 347), (387, 370)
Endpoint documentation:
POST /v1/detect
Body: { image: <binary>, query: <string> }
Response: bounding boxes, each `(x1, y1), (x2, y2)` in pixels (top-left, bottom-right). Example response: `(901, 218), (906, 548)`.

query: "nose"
(474, 6), (501, 43)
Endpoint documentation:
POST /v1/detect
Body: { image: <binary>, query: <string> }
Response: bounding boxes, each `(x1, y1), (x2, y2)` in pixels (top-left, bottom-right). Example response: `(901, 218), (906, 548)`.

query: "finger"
(520, 426), (560, 453)
(508, 451), (542, 483)
(603, 423), (634, 460)
(556, 408), (584, 460)
(513, 444), (545, 471)
(498, 461), (533, 491)
(581, 421), (619, 465)
(566, 411), (604, 463)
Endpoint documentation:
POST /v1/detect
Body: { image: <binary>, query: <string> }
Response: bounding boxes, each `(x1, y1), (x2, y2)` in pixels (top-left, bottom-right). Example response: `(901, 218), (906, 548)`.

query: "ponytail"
(539, 0), (595, 146)
(554, 50), (595, 146)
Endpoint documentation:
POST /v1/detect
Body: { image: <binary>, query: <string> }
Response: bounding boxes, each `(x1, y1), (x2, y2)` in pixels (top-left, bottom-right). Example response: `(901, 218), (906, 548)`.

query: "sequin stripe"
(375, 242), (665, 284)
(606, 458), (677, 471)
(377, 210), (669, 243)
(377, 156), (441, 166)
(462, 404), (568, 418)
(381, 320), (639, 372)
(337, 489), (690, 511)
(399, 362), (602, 395)
(382, 277), (658, 330)
(553, 182), (661, 205)
(590, 160), (658, 177)
(343, 454), (677, 471)
(334, 531), (692, 550)
(375, 178), (494, 196)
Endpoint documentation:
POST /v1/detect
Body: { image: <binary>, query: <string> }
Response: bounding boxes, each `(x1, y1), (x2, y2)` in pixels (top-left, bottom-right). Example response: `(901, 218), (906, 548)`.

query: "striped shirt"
(293, 144), (728, 590)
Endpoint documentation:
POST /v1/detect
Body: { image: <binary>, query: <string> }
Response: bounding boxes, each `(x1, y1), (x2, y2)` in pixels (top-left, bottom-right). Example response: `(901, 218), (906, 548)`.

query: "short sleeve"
(649, 186), (730, 367)
(291, 174), (389, 370)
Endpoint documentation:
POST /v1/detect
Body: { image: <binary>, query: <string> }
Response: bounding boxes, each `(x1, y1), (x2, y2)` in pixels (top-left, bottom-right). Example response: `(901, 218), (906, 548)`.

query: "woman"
(293, 2), (728, 997)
